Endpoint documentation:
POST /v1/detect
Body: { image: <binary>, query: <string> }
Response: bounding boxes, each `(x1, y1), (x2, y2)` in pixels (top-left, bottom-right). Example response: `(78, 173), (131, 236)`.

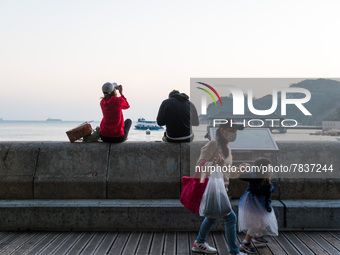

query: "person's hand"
(200, 172), (209, 183)
(118, 85), (123, 95)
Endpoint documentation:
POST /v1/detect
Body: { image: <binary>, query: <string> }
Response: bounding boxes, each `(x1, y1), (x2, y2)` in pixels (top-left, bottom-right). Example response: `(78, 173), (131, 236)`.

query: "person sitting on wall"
(157, 90), (199, 143)
(99, 82), (131, 143)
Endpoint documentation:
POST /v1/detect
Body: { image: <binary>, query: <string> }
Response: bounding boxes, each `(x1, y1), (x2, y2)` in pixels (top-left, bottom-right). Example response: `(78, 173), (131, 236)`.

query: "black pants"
(100, 119), (132, 143)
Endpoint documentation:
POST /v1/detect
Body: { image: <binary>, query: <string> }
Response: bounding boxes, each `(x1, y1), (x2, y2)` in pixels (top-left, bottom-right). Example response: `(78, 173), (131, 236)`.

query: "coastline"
(0, 120), (339, 142)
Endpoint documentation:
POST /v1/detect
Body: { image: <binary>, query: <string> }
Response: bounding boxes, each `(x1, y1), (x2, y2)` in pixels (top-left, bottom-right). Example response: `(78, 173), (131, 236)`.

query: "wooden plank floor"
(0, 231), (338, 255)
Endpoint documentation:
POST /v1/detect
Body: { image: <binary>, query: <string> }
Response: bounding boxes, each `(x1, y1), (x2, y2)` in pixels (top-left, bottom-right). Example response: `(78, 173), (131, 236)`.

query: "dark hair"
(254, 157), (272, 186)
(215, 127), (229, 158)
(254, 157), (272, 168)
(244, 156), (273, 204)
(169, 90), (179, 97)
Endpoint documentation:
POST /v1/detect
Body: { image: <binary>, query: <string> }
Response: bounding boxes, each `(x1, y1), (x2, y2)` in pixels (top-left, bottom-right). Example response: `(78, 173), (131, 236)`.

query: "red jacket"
(100, 95), (130, 137)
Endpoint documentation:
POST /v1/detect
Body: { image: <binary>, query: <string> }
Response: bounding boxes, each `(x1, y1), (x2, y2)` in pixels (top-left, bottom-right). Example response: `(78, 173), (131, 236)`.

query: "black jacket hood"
(171, 92), (189, 102)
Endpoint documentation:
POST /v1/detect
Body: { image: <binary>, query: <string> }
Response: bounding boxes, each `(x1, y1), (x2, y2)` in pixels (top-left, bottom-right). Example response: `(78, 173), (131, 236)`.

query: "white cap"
(102, 82), (119, 94)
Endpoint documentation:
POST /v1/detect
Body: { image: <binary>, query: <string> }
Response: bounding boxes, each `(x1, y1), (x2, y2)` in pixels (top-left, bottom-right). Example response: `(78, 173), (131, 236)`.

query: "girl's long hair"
(215, 127), (229, 158)
(254, 157), (272, 186)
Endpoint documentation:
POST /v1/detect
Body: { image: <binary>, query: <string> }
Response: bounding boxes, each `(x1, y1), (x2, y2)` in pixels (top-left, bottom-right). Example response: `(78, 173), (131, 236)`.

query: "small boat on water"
(46, 118), (62, 122)
(135, 118), (164, 130)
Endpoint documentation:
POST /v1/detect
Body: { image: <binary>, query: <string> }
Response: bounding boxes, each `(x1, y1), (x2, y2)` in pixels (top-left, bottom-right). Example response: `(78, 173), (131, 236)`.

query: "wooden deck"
(0, 231), (339, 255)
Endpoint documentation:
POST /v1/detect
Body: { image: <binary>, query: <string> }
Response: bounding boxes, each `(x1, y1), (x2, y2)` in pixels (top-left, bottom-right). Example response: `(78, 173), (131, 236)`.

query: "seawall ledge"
(0, 141), (339, 200)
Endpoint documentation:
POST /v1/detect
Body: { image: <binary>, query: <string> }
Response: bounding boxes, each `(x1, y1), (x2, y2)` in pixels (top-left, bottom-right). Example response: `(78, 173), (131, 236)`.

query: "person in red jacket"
(99, 82), (131, 143)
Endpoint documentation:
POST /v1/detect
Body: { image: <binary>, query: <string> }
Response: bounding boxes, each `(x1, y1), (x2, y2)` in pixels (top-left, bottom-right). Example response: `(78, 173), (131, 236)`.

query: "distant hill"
(206, 79), (340, 125)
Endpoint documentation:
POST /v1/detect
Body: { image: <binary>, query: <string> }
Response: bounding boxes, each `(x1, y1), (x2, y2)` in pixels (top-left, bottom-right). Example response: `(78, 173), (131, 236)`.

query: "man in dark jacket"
(157, 90), (199, 142)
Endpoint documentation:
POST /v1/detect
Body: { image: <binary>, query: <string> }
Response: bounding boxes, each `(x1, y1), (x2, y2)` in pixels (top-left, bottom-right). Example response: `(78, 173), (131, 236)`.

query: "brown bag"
(66, 122), (92, 143)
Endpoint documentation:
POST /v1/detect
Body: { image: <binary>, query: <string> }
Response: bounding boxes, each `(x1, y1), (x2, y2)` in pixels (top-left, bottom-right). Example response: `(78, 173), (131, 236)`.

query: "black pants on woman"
(100, 119), (132, 143)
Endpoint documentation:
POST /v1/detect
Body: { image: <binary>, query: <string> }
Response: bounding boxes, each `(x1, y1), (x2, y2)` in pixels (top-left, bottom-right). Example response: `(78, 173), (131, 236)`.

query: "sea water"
(0, 121), (165, 142)
(0, 120), (339, 142)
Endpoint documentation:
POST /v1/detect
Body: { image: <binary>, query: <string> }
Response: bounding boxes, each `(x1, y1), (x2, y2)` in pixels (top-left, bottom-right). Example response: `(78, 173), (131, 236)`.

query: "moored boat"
(135, 118), (163, 130)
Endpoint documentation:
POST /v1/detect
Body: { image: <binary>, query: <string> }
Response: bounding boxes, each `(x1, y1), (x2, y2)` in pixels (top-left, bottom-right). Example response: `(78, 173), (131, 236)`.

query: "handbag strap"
(193, 171), (200, 178)
(193, 159), (207, 178)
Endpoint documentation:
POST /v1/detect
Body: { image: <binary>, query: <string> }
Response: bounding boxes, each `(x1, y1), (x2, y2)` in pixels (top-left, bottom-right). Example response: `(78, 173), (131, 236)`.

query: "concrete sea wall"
(0, 141), (339, 200)
(0, 141), (339, 231)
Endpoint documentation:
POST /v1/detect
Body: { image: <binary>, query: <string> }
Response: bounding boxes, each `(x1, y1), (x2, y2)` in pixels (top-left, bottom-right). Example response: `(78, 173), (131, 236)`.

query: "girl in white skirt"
(238, 157), (278, 254)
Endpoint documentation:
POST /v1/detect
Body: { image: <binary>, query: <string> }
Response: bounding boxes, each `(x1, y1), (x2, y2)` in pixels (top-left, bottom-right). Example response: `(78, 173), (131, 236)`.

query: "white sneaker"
(192, 241), (217, 253)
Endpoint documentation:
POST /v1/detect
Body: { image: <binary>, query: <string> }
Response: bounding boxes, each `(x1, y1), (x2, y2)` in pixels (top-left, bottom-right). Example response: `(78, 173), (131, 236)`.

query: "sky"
(1, 0), (340, 121)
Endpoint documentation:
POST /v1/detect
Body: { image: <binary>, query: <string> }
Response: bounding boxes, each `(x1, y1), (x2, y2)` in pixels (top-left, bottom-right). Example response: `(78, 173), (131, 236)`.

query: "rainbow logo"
(196, 82), (222, 106)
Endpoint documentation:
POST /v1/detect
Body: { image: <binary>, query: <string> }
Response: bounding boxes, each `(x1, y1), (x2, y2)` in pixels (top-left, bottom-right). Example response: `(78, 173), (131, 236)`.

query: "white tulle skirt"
(238, 191), (278, 236)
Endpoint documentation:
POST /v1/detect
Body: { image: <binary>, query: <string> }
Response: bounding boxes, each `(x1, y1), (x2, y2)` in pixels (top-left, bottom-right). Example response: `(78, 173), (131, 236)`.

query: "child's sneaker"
(239, 241), (256, 253)
(253, 235), (269, 244)
(192, 241), (217, 253)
